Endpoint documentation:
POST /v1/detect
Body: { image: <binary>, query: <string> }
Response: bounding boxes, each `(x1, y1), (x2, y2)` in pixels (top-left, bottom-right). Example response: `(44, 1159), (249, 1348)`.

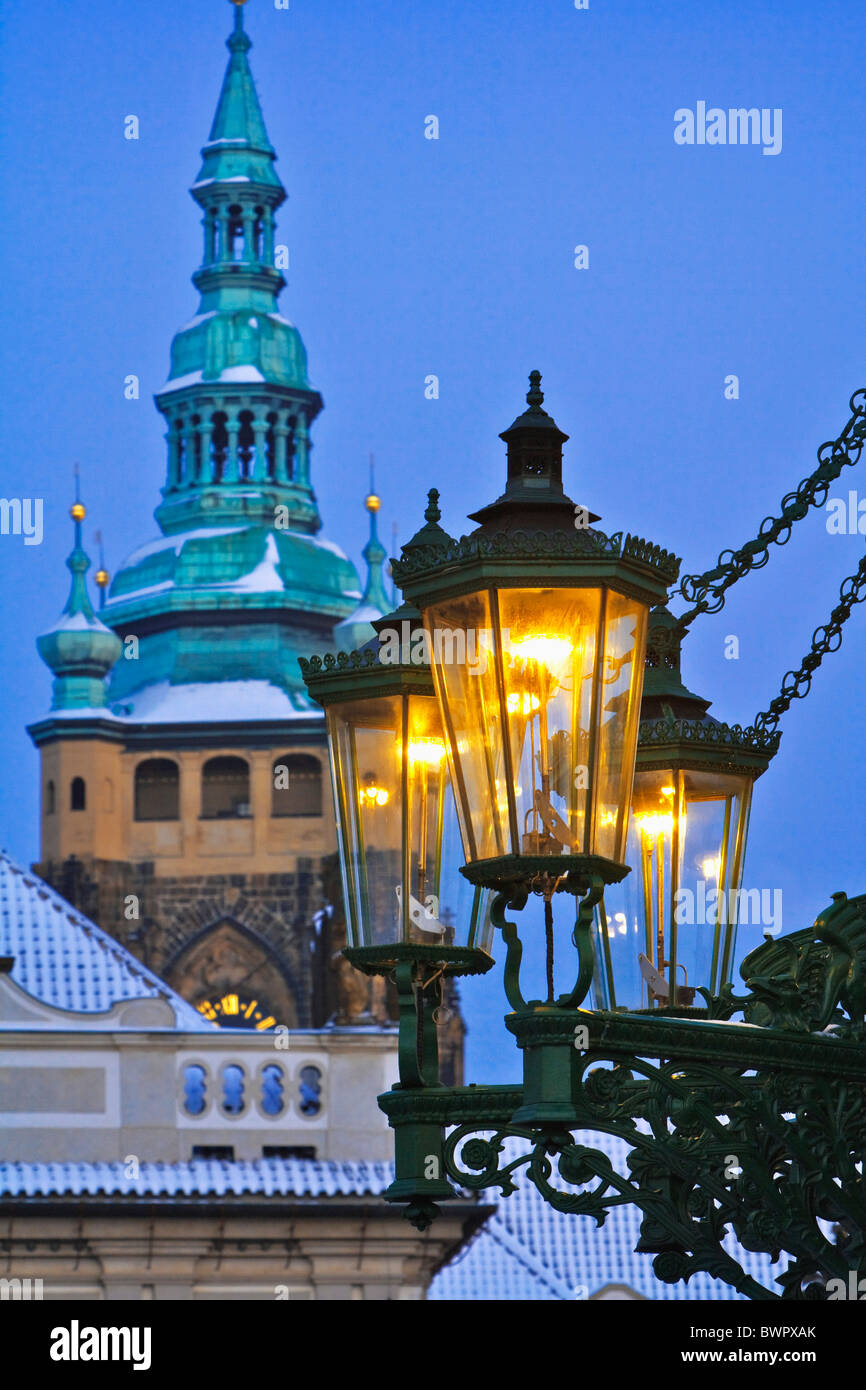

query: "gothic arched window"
(70, 777), (86, 812)
(272, 754), (322, 818)
(134, 759), (180, 822)
(201, 756), (251, 819)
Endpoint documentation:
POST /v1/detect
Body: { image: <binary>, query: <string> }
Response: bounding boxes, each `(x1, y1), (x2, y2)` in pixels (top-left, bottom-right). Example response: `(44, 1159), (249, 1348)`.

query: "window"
(221, 1064), (246, 1116)
(263, 1146), (316, 1159)
(70, 777), (86, 812)
(272, 755), (322, 818)
(260, 1064), (285, 1116)
(201, 756), (250, 819)
(183, 1064), (207, 1117)
(227, 204), (244, 260)
(134, 759), (179, 821)
(299, 1065), (322, 1117)
(45, 781), (55, 815)
(191, 1145), (234, 1161)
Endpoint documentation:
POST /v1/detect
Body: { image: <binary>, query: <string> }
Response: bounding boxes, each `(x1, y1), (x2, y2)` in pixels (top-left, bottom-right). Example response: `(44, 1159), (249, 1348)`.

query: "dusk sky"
(2, 0), (865, 1081)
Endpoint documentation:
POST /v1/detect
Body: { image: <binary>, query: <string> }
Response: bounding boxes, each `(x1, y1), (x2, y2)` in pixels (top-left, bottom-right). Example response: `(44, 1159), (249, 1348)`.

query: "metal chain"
(674, 388), (866, 630)
(752, 551), (866, 735)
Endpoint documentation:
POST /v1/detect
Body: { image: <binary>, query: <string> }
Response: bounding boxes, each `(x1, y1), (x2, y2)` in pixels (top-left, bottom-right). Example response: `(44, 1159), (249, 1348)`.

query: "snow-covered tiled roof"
(429, 1133), (786, 1301)
(0, 852), (212, 1028)
(0, 1157), (393, 1199)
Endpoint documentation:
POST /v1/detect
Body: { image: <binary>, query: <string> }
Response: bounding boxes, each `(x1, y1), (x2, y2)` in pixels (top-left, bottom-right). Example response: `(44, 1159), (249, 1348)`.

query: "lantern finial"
(526, 370), (544, 410)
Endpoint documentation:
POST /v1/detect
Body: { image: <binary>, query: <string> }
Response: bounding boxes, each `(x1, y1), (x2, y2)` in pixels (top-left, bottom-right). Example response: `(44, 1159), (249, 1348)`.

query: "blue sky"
(1, 0), (865, 1082)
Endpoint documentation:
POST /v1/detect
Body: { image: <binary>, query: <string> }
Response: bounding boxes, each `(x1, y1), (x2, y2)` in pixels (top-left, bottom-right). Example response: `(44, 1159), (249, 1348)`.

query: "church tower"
(28, 0), (406, 1043)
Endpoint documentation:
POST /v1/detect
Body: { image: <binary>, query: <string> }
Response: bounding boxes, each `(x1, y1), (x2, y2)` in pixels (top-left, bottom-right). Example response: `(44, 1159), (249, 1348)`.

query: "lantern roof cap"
(399, 489), (456, 556)
(469, 372), (600, 530)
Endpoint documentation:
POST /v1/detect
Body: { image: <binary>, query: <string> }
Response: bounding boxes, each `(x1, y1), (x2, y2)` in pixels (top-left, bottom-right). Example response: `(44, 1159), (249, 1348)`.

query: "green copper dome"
(37, 499), (122, 711)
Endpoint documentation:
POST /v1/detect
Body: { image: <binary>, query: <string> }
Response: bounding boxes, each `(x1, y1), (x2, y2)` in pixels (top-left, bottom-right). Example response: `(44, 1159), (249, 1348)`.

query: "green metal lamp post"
(302, 374), (866, 1300)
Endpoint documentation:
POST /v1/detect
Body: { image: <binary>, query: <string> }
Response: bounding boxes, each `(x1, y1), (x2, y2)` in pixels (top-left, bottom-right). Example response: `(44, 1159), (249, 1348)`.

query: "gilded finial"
(526, 370), (544, 410)
(70, 463), (85, 521)
(365, 452), (380, 512)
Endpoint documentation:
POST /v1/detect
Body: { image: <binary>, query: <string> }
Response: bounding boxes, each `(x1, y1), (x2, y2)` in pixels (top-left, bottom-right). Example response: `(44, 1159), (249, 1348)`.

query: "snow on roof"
(0, 853), (211, 1027)
(121, 527), (245, 566)
(157, 364), (267, 393)
(190, 175), (252, 189)
(41, 611), (114, 635)
(109, 679), (321, 723)
(209, 532), (282, 593)
(428, 1133), (785, 1302)
(335, 604), (382, 630)
(0, 1157), (394, 1199)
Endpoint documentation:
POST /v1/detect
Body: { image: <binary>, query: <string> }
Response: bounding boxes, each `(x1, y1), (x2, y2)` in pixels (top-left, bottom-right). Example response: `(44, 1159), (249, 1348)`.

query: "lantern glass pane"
(424, 590), (510, 862)
(326, 693), (494, 955)
(595, 592), (647, 862)
(497, 587), (601, 857)
(327, 696), (404, 948)
(590, 766), (753, 1010)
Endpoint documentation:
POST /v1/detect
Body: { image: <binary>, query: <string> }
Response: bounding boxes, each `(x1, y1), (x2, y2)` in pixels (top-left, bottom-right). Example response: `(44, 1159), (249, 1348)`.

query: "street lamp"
(394, 373), (677, 1021)
(308, 373), (866, 1300)
(591, 606), (779, 1012)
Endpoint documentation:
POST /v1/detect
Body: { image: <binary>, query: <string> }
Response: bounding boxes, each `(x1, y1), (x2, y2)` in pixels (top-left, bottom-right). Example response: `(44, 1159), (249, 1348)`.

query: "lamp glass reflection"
(591, 768), (753, 1010)
(423, 587), (647, 866)
(326, 693), (491, 953)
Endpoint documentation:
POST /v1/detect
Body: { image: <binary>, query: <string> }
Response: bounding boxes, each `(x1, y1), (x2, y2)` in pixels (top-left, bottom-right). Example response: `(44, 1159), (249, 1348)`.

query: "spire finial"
(526, 370), (544, 410)
(228, 0), (251, 51)
(93, 529), (110, 610)
(425, 488), (441, 524)
(365, 452), (380, 513)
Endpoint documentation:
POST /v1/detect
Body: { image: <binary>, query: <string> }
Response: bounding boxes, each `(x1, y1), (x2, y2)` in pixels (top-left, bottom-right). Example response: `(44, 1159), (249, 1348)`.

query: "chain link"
(752, 551), (866, 735)
(674, 387), (866, 629)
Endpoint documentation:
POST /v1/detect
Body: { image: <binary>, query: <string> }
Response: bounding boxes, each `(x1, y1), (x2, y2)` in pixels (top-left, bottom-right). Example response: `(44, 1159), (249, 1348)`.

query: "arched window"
(45, 781), (55, 815)
(272, 754), (322, 818)
(265, 412), (278, 478)
(260, 1064), (285, 1117)
(183, 1064), (207, 1117)
(202, 756), (250, 819)
(135, 759), (179, 821)
(227, 205), (244, 261)
(210, 411), (228, 482)
(70, 777), (86, 812)
(253, 207), (265, 260)
(221, 1064), (246, 1115)
(299, 1065), (322, 1117)
(237, 409), (255, 479)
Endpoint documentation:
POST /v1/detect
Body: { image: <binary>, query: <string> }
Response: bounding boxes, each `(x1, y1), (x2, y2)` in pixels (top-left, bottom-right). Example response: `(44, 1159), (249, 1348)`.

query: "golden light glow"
(360, 784), (390, 808)
(702, 856), (721, 882)
(407, 737), (446, 767)
(506, 691), (541, 715)
(661, 786), (675, 797)
(510, 635), (574, 667)
(636, 812), (674, 839)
